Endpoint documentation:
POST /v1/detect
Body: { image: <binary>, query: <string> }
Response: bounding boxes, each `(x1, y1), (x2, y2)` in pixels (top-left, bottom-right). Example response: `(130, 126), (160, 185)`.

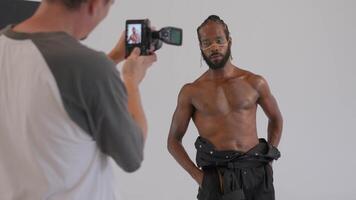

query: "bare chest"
(192, 80), (259, 115)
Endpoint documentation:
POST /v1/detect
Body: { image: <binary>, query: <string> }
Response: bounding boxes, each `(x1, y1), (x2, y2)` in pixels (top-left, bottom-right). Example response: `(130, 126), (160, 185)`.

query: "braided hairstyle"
(197, 15), (230, 44)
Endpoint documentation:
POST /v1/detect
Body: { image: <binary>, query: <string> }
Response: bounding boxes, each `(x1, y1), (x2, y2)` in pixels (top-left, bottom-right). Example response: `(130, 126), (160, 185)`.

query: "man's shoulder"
(178, 80), (201, 101)
(34, 34), (115, 77)
(237, 69), (268, 92)
(185, 77), (206, 91)
(179, 82), (194, 93)
(50, 35), (110, 65)
(0, 25), (14, 38)
(0, 27), (7, 36)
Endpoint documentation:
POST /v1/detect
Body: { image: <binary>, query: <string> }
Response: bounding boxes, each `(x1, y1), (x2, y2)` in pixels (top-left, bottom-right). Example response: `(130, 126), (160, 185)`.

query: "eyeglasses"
(201, 38), (229, 51)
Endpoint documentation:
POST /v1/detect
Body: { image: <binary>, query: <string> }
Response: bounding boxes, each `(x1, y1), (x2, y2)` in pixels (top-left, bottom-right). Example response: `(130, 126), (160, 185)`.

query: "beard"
(201, 44), (231, 70)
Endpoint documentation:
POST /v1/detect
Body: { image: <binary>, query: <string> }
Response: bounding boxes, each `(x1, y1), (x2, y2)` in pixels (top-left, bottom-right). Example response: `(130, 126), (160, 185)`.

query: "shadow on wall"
(0, 0), (40, 29)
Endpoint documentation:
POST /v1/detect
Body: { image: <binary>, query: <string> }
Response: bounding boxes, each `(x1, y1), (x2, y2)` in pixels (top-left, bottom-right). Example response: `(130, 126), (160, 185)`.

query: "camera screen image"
(127, 24), (142, 44)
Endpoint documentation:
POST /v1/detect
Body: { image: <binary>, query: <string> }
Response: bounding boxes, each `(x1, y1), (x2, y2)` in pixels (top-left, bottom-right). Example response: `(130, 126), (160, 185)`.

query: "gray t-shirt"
(0, 25), (143, 200)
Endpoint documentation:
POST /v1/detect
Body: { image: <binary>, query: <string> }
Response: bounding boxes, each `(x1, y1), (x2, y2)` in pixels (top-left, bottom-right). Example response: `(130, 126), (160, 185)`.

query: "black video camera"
(125, 19), (183, 58)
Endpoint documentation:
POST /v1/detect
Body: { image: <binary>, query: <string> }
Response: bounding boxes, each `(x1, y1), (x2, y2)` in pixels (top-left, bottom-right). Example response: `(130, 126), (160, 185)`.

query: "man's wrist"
(189, 166), (202, 179)
(108, 50), (124, 64)
(123, 78), (139, 90)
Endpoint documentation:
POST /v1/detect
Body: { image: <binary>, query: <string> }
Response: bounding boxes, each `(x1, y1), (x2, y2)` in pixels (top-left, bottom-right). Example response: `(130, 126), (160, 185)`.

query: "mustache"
(209, 53), (224, 58)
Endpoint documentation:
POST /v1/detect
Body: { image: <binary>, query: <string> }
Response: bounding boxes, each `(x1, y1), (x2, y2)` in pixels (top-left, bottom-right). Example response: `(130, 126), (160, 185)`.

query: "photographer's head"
(40, 0), (114, 39)
(197, 15), (232, 70)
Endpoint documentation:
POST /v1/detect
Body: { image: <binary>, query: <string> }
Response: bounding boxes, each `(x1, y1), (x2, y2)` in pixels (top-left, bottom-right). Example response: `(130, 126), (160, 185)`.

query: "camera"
(125, 19), (183, 58)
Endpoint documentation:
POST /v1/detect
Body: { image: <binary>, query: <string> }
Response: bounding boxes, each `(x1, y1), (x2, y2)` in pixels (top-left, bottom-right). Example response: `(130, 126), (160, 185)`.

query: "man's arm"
(120, 48), (156, 138)
(255, 76), (283, 147)
(108, 30), (156, 137)
(108, 31), (125, 64)
(96, 48), (155, 172)
(167, 84), (203, 186)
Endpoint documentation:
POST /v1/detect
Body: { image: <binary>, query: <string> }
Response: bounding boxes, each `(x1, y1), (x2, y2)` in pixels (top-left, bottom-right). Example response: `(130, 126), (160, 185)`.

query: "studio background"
(15, 0), (356, 199)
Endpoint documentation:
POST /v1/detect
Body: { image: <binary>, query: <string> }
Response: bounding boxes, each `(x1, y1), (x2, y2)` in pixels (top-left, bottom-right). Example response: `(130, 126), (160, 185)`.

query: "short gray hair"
(46, 0), (110, 10)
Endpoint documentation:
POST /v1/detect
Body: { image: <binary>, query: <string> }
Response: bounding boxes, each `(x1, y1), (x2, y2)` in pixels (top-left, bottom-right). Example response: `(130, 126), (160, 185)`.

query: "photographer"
(0, 0), (156, 199)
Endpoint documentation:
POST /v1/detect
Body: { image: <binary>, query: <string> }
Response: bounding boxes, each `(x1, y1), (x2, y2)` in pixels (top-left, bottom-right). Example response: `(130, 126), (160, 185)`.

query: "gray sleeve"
(31, 34), (145, 172)
(85, 54), (144, 172)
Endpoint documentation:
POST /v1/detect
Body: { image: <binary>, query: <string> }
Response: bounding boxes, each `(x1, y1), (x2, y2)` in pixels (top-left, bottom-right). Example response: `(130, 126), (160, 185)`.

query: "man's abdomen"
(193, 112), (259, 152)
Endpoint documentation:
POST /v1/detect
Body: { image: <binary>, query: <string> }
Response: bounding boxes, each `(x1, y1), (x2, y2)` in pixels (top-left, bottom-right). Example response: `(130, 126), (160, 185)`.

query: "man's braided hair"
(197, 15), (230, 44)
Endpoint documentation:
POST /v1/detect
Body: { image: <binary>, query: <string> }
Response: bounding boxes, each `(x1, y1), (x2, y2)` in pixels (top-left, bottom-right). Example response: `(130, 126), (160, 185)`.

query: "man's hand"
(269, 161), (273, 167)
(192, 169), (204, 187)
(122, 47), (157, 86)
(108, 27), (157, 64)
(108, 31), (125, 64)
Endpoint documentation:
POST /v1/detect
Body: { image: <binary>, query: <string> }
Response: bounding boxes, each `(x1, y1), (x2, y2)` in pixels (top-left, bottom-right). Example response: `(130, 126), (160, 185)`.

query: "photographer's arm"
(108, 31), (125, 64)
(122, 48), (156, 140)
(107, 27), (157, 138)
(123, 80), (147, 138)
(89, 49), (156, 172)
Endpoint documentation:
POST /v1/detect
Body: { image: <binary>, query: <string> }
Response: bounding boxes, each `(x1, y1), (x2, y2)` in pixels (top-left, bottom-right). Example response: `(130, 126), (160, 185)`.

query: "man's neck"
(207, 61), (237, 80)
(12, 2), (83, 39)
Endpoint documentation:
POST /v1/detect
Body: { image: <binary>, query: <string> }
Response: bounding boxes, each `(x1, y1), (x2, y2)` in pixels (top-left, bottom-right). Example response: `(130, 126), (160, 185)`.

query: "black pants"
(197, 164), (275, 200)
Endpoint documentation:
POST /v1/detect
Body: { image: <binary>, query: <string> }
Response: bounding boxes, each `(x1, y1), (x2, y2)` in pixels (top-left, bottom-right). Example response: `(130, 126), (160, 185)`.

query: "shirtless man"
(167, 15), (283, 200)
(128, 26), (141, 44)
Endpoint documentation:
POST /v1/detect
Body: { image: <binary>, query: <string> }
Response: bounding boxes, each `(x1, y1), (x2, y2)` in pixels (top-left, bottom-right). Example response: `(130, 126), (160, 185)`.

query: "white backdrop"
(83, 0), (356, 199)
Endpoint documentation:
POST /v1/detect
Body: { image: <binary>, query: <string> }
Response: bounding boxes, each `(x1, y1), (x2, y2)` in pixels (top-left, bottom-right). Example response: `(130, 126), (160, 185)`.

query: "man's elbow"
(167, 137), (180, 156)
(113, 151), (144, 173)
(121, 159), (142, 173)
(270, 114), (283, 126)
(120, 155), (143, 173)
(277, 115), (284, 129)
(167, 135), (174, 150)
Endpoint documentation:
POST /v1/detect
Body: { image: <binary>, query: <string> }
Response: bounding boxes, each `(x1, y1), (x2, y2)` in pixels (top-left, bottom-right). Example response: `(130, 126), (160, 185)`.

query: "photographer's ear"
(87, 0), (101, 17)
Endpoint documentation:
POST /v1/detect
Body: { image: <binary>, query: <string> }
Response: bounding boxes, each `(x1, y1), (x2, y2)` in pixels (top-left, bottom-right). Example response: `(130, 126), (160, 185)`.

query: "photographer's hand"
(122, 48), (157, 139)
(122, 48), (157, 84)
(108, 31), (125, 64)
